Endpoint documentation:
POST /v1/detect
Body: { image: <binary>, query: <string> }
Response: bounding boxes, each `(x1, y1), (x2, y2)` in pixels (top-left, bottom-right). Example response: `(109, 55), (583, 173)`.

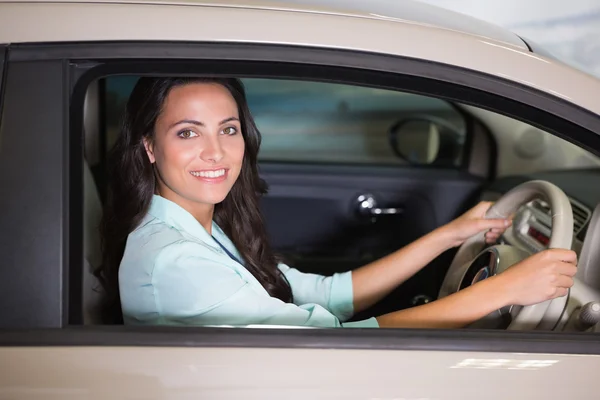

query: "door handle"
(356, 193), (403, 216)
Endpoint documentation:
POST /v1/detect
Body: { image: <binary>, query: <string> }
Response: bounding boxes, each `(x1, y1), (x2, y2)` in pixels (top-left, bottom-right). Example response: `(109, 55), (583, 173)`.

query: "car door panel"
(260, 163), (485, 317)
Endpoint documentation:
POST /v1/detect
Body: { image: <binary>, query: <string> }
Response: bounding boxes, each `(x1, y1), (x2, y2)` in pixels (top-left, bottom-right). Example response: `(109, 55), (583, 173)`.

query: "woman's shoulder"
(121, 213), (221, 273)
(131, 212), (187, 242)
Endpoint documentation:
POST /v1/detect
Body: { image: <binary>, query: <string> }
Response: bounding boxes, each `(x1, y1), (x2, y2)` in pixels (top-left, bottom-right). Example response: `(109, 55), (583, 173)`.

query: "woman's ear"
(143, 138), (156, 164)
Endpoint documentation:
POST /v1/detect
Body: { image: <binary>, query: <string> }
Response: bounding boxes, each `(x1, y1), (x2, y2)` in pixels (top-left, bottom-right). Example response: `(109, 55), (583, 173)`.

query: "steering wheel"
(438, 180), (574, 330)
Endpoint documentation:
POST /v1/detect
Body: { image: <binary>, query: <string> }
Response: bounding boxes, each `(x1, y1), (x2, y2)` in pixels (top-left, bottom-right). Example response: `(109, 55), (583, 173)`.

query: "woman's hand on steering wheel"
(493, 248), (578, 306)
(441, 201), (512, 248)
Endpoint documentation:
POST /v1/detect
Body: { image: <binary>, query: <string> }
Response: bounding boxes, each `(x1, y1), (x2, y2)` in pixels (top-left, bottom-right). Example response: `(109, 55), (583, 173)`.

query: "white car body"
(1, 1), (600, 399)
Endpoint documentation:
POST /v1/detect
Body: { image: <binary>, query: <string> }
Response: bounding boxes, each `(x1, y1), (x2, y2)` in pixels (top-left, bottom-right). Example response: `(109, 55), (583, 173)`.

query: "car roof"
(0, 0), (528, 50)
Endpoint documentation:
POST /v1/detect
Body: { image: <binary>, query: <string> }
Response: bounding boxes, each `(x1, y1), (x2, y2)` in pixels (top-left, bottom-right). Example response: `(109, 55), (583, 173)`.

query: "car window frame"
(0, 44), (6, 123)
(2, 41), (600, 354)
(0, 55), (69, 330)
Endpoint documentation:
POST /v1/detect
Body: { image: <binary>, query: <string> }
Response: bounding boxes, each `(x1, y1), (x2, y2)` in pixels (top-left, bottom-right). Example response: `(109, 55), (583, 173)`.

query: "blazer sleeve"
(151, 244), (378, 328)
(277, 263), (356, 322)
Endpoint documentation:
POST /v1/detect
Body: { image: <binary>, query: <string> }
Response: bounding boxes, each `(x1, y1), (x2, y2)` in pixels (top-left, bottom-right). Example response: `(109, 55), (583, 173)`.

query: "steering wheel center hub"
(459, 247), (499, 291)
(459, 246), (530, 329)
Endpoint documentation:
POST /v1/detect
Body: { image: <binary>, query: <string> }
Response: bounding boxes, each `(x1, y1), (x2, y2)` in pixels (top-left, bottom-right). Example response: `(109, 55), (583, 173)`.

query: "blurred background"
(420, 0), (600, 77)
(287, 0), (600, 77)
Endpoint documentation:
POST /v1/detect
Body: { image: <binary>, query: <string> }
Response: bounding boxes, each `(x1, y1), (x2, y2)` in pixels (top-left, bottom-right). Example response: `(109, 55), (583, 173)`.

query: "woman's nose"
(200, 136), (224, 164)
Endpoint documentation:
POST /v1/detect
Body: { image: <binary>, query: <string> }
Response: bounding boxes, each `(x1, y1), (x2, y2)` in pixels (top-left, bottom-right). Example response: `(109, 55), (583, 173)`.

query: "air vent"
(571, 199), (591, 237)
(530, 198), (591, 238)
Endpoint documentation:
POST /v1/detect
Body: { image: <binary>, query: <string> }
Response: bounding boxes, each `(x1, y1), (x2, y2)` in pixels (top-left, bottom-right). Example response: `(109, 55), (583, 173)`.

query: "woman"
(98, 77), (577, 328)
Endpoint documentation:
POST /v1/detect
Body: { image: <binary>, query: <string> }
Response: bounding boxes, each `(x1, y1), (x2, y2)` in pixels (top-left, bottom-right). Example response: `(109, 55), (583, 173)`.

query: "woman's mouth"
(190, 168), (228, 183)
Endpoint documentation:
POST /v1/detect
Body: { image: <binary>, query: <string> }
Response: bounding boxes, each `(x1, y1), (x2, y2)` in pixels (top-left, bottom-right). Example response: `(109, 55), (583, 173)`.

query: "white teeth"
(190, 169), (225, 178)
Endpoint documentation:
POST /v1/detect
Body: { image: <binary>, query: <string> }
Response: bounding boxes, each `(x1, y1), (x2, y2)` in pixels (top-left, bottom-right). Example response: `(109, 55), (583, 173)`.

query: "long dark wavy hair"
(97, 77), (292, 323)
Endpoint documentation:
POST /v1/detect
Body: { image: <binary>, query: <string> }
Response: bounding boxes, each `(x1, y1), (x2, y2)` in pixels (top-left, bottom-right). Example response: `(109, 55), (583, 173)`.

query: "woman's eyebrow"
(169, 119), (204, 129)
(169, 117), (239, 129)
(219, 117), (240, 124)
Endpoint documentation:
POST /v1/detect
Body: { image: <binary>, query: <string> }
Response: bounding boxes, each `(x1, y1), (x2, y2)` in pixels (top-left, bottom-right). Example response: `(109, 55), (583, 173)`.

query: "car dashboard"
(502, 197), (590, 255)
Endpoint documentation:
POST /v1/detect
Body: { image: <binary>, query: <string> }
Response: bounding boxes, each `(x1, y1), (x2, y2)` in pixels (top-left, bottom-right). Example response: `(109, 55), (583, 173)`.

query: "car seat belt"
(212, 235), (244, 266)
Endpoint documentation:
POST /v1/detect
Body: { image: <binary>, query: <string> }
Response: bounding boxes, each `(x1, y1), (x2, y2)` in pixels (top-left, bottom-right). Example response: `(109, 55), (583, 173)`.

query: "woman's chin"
(191, 194), (229, 207)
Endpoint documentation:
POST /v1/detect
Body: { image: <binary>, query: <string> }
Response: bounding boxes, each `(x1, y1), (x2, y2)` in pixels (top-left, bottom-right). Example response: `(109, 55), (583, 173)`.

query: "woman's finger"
(485, 232), (501, 239)
(556, 274), (575, 289)
(476, 218), (511, 232)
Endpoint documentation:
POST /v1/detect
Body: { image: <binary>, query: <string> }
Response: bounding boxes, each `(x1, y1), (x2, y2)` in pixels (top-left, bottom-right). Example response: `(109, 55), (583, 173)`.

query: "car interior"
(80, 75), (600, 332)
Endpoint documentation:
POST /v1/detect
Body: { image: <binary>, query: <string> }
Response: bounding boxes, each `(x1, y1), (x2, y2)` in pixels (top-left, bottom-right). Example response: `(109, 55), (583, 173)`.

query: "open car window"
(79, 69), (600, 331)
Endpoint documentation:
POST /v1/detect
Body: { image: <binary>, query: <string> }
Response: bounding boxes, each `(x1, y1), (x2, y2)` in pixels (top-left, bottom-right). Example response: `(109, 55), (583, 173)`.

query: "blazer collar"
(147, 195), (241, 259)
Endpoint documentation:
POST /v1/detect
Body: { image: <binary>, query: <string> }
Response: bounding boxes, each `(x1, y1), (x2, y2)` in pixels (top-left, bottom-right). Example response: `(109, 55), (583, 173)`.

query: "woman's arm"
(375, 248), (577, 328)
(351, 226), (454, 313)
(376, 273), (507, 328)
(351, 201), (510, 313)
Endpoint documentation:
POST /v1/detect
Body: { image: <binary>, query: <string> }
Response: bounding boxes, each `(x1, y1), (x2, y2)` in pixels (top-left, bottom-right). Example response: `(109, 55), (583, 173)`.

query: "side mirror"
(388, 117), (463, 166)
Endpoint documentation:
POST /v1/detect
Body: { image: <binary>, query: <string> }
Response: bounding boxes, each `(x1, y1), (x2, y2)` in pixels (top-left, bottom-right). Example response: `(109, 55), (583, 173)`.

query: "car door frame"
(1, 41), (600, 354)
(0, 44), (6, 109)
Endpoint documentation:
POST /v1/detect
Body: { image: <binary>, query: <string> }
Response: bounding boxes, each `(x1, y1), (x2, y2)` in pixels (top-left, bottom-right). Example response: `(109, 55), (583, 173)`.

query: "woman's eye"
(222, 126), (237, 135)
(178, 130), (198, 139)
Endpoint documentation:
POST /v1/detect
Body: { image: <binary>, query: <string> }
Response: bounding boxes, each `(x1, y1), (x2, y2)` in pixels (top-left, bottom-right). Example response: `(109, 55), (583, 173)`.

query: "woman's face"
(145, 82), (245, 213)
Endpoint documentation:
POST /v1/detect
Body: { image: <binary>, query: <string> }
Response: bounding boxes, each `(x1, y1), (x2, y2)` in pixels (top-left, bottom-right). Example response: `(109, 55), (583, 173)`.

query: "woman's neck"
(190, 205), (215, 235)
(157, 189), (215, 235)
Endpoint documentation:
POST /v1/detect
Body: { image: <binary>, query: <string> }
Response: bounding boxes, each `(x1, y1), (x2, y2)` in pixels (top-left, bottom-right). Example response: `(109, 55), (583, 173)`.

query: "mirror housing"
(388, 117), (464, 167)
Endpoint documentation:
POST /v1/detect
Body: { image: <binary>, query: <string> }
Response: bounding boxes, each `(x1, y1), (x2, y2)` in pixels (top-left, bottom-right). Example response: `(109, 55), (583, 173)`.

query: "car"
(1, 0), (600, 398)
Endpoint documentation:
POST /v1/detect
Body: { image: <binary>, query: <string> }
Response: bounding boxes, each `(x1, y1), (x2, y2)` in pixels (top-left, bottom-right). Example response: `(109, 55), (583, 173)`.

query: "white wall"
(418, 0), (600, 77)
(288, 0), (600, 76)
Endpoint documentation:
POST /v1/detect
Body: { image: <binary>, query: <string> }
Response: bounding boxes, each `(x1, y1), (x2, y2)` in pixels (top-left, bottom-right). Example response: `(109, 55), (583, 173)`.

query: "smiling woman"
(95, 76), (578, 329)
(98, 77), (294, 323)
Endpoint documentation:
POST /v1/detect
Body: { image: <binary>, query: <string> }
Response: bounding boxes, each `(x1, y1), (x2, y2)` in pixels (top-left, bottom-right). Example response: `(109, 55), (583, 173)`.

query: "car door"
(2, 36), (600, 400)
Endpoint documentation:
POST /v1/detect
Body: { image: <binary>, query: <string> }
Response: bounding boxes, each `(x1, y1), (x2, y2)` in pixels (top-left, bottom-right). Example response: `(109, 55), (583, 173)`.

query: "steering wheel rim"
(438, 180), (574, 330)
